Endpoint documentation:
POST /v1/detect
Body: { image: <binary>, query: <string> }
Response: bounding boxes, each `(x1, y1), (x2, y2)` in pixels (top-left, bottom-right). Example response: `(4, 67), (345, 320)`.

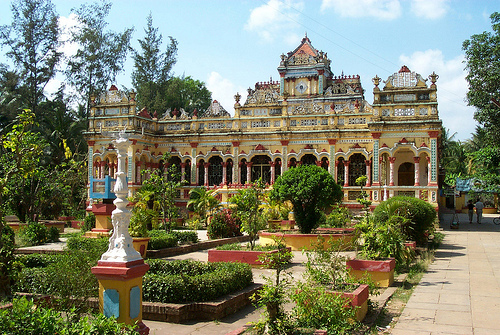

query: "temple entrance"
(398, 162), (414, 186)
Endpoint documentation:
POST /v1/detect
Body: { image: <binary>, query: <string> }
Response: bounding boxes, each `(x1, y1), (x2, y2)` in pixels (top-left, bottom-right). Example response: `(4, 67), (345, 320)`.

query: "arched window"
(198, 159), (205, 186)
(208, 156), (223, 186)
(226, 159), (233, 184)
(321, 157), (329, 170)
(348, 153), (365, 186)
(398, 162), (414, 186)
(184, 159), (191, 184)
(251, 155), (271, 184)
(289, 157), (297, 168)
(240, 159), (247, 184)
(168, 156), (182, 182)
(300, 154), (317, 166)
(275, 158), (282, 181)
(336, 157), (345, 185)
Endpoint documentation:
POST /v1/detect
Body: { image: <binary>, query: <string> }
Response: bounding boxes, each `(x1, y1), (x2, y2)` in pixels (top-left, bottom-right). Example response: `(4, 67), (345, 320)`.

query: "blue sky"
(1, 0), (499, 141)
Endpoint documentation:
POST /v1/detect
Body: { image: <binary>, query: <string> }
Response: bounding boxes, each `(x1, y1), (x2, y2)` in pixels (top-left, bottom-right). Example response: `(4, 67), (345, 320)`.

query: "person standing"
(467, 200), (474, 224)
(475, 199), (484, 224)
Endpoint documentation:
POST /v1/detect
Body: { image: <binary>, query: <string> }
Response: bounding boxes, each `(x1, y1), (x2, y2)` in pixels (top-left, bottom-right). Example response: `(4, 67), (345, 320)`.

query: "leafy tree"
(131, 13), (178, 113)
(463, 12), (500, 145)
(137, 153), (185, 232)
(164, 75), (212, 116)
(229, 180), (267, 250)
(0, 0), (61, 118)
(0, 65), (24, 134)
(66, 0), (133, 117)
(0, 110), (45, 298)
(187, 187), (220, 226)
(270, 165), (343, 234)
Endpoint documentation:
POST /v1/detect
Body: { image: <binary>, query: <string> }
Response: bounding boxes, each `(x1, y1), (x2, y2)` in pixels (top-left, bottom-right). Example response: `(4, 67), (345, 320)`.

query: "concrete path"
(391, 212), (500, 335)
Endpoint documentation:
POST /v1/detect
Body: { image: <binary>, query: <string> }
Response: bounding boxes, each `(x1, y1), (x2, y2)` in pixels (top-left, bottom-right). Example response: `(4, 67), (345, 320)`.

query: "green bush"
(16, 253), (60, 268)
(143, 259), (253, 303)
(65, 235), (109, 254)
(372, 196), (437, 245)
(0, 297), (138, 334)
(81, 213), (96, 233)
(320, 205), (351, 228)
(1, 222), (18, 298)
(148, 234), (177, 250)
(47, 226), (60, 242)
(207, 208), (242, 239)
(171, 230), (199, 244)
(291, 283), (359, 334)
(19, 222), (48, 246)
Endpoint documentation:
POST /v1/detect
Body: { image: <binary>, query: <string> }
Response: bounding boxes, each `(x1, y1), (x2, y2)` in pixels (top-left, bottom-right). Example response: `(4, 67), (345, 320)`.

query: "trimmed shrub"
(143, 259), (253, 303)
(373, 196), (437, 245)
(47, 226), (60, 242)
(171, 230), (199, 244)
(19, 222), (47, 246)
(0, 297), (138, 334)
(207, 208), (242, 239)
(66, 235), (109, 254)
(81, 213), (95, 233)
(148, 234), (177, 250)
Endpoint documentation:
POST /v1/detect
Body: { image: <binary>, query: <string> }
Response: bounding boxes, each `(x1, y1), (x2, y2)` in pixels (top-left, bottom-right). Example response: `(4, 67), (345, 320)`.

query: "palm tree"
(187, 187), (220, 226)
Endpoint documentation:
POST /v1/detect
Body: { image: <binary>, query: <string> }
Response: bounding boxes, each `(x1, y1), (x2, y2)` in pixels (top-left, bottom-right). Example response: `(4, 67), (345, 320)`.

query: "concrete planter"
(132, 237), (151, 258)
(259, 228), (355, 251)
(330, 283), (369, 322)
(404, 241), (417, 250)
(267, 219), (282, 230)
(208, 247), (292, 266)
(346, 258), (396, 287)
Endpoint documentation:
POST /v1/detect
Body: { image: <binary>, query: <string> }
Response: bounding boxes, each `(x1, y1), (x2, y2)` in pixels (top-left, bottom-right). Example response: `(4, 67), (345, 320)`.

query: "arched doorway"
(336, 157), (345, 185)
(226, 159), (233, 184)
(240, 159), (247, 184)
(168, 156), (182, 181)
(398, 162), (414, 186)
(300, 154), (317, 166)
(198, 159), (205, 186)
(348, 153), (365, 186)
(184, 159), (191, 184)
(251, 155), (271, 184)
(208, 156), (223, 186)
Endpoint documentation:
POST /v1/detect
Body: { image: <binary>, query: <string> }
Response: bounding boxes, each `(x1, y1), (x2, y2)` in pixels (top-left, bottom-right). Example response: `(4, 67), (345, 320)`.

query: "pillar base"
(91, 259), (150, 329)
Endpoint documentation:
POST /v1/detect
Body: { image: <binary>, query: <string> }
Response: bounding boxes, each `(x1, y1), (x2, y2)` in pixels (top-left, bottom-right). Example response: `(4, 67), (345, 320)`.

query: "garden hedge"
(143, 259), (253, 303)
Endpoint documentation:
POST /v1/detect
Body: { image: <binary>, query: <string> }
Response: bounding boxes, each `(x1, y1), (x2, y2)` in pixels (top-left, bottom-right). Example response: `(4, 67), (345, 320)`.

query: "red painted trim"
(346, 258), (395, 272)
(91, 203), (115, 215)
(91, 260), (150, 280)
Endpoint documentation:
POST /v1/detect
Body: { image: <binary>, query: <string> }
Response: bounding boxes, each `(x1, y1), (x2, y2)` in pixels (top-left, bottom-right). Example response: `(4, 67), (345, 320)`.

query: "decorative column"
(281, 140), (289, 173)
(204, 163), (210, 187)
(371, 133), (381, 186)
(232, 142), (240, 184)
(246, 162), (253, 184)
(190, 143), (198, 186)
(91, 132), (150, 335)
(388, 157), (396, 186)
(343, 161), (350, 187)
(428, 131), (439, 186)
(195, 162), (201, 186)
(135, 161), (141, 184)
(413, 157), (420, 186)
(365, 160), (372, 187)
(100, 161), (106, 179)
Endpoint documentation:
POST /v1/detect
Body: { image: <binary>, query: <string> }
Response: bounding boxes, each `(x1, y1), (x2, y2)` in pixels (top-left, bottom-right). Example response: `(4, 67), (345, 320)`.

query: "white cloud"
(399, 49), (477, 140)
(410, 0), (449, 19)
(245, 0), (304, 43)
(206, 72), (248, 116)
(321, 0), (402, 20)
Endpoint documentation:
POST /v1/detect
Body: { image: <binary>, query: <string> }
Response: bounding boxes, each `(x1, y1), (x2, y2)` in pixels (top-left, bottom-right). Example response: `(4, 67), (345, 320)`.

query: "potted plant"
(128, 206), (153, 258)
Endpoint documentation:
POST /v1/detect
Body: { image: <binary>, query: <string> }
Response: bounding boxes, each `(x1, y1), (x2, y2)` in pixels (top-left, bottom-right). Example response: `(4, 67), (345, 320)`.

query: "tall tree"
(0, 65), (24, 134)
(131, 13), (178, 113)
(164, 75), (212, 116)
(66, 0), (133, 118)
(463, 12), (500, 145)
(0, 0), (61, 118)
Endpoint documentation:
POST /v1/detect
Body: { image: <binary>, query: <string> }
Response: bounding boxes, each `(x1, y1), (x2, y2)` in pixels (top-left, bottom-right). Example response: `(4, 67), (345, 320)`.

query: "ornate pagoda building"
(85, 36), (442, 210)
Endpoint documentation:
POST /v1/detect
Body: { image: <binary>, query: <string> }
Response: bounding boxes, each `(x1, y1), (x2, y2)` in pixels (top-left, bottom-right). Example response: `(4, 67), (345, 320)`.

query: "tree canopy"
(270, 165), (343, 234)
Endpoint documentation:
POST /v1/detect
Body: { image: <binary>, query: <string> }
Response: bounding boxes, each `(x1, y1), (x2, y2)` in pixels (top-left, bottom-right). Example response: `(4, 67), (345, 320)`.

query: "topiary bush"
(148, 234), (177, 249)
(47, 226), (60, 242)
(65, 235), (109, 254)
(207, 208), (242, 239)
(143, 259), (253, 303)
(170, 230), (199, 244)
(81, 213), (96, 233)
(372, 196), (437, 245)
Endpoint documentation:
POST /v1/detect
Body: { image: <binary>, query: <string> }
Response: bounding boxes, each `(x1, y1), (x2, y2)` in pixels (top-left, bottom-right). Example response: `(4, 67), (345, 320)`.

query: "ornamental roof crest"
(202, 100), (230, 118)
(98, 85), (129, 104)
(244, 81), (280, 105)
(384, 66), (427, 88)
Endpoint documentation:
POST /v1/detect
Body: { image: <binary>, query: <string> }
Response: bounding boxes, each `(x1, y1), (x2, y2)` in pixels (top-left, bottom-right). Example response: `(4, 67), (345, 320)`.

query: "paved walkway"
(391, 212), (500, 335)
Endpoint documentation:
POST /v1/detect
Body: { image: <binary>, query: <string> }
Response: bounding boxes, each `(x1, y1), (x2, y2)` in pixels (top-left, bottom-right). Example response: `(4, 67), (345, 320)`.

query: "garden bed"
(208, 245), (292, 266)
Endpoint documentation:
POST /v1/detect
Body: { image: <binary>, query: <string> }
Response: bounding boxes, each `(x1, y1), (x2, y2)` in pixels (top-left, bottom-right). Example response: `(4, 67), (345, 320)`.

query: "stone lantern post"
(91, 131), (149, 334)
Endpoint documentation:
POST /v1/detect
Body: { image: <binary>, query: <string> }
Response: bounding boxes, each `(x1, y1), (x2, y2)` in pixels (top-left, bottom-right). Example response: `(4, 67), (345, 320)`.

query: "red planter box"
(208, 247), (292, 266)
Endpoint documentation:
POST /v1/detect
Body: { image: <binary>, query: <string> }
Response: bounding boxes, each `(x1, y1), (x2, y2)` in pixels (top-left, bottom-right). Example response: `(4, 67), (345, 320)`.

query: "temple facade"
(85, 36), (442, 209)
